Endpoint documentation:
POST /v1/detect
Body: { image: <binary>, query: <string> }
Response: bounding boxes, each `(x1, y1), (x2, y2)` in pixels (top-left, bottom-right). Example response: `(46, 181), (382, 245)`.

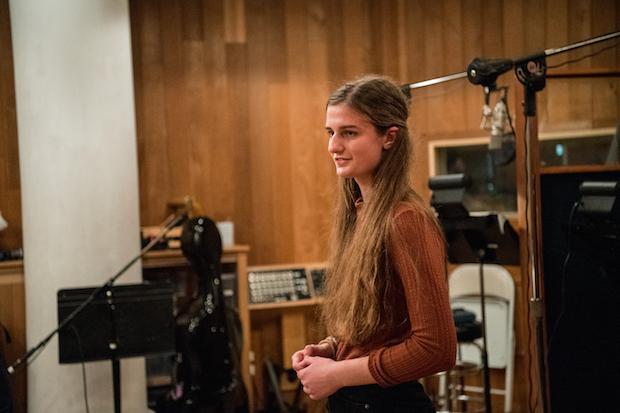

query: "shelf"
(141, 245), (250, 268)
(248, 297), (323, 311)
(540, 163), (620, 175)
(0, 259), (23, 272)
(547, 67), (620, 79)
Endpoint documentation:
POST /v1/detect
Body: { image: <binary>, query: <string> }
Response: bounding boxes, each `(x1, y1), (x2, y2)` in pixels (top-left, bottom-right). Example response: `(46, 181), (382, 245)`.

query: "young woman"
(291, 75), (456, 412)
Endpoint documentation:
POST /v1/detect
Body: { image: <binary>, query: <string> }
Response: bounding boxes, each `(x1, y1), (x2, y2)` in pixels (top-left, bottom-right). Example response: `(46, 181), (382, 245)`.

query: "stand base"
(112, 357), (121, 413)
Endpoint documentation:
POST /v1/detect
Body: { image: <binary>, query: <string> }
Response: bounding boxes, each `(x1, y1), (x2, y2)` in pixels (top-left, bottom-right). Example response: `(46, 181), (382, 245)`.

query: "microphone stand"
(6, 212), (186, 376)
(404, 30), (620, 413)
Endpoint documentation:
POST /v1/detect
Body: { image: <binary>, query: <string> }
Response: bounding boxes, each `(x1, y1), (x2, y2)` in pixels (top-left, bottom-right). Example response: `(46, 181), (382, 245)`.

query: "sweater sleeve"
(368, 206), (456, 387)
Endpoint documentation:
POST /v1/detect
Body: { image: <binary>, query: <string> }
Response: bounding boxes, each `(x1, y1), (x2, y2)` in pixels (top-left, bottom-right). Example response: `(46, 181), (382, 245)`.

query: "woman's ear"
(382, 126), (399, 149)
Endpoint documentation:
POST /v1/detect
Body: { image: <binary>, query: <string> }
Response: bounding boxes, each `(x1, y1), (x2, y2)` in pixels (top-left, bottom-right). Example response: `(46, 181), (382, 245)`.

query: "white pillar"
(10, 0), (146, 411)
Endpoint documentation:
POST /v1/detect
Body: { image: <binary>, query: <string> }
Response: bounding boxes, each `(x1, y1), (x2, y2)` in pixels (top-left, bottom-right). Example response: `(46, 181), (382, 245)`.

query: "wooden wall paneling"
(568, 0), (603, 129)
(503, 1), (524, 58)
(367, 0), (383, 76)
(285, 0), (331, 263)
(161, 2), (192, 205)
(401, 0), (425, 85)
(523, 0), (546, 53)
(461, 0), (484, 135)
(265, 1), (288, 84)
(423, 4), (445, 135)
(133, 1), (172, 224)
(185, 18), (217, 220)
(369, 0), (399, 78)
(324, 0), (345, 86)
(224, 0), (246, 44)
(395, 0), (408, 81)
(304, 0), (334, 264)
(405, 0), (428, 145)
(542, 0), (570, 130)
(480, 0), (503, 58)
(245, 0), (274, 265)
(201, 0), (240, 224)
(0, 0), (21, 251)
(590, 0), (619, 128)
(195, 0), (222, 220)
(226, 41), (252, 252)
(567, 0), (594, 128)
(268, 82), (295, 264)
(441, 0), (465, 132)
(411, 3), (446, 194)
(264, 2), (294, 264)
(342, 0), (372, 79)
(181, 1), (204, 42)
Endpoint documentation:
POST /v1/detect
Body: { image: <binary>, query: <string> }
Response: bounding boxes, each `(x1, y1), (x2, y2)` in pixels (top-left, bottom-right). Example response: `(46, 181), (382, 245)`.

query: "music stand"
(57, 282), (175, 413)
(430, 174), (519, 413)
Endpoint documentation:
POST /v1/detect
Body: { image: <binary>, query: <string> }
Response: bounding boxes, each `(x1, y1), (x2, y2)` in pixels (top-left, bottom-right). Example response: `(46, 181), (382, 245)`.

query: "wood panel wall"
(0, 0), (21, 251)
(1, 1), (618, 259)
(129, 0), (620, 266)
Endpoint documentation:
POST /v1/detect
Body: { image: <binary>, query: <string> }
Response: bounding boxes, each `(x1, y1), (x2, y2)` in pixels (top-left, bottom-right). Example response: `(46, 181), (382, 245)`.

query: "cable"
(546, 202), (580, 358)
(69, 325), (91, 413)
(504, 94), (517, 138)
(548, 41), (620, 69)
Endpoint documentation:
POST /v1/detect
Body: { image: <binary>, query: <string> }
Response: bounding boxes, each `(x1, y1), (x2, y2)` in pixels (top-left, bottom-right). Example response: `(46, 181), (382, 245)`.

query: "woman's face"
(325, 103), (391, 193)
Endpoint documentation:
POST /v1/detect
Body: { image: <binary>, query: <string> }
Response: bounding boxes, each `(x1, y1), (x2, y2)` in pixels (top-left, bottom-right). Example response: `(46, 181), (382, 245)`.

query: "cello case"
(158, 216), (247, 413)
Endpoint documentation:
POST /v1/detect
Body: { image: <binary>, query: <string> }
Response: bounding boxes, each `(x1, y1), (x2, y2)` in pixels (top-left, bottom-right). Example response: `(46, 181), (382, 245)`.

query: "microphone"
(490, 99), (510, 150)
(480, 87), (516, 166)
(467, 57), (514, 88)
(0, 211), (7, 232)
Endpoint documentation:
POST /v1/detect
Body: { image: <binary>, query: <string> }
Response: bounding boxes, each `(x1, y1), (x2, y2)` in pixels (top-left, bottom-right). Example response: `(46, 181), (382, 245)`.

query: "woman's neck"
(355, 178), (372, 201)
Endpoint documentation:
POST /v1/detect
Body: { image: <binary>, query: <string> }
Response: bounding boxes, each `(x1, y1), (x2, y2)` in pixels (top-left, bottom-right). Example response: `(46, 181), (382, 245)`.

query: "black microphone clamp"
(467, 57), (514, 88)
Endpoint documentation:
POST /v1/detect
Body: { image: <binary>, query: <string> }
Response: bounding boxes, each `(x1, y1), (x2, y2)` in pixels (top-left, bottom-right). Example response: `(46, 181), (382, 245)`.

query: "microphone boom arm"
(7, 212), (186, 375)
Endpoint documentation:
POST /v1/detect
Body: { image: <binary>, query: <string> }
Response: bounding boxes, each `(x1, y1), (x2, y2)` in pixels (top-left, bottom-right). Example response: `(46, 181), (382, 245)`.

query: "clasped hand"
(291, 342), (341, 400)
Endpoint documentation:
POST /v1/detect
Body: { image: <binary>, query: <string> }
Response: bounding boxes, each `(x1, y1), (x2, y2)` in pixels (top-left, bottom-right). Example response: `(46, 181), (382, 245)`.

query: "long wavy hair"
(321, 75), (425, 346)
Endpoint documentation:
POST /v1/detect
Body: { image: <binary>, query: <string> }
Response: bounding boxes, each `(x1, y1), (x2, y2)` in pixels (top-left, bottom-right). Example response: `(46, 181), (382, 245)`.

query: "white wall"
(9, 0), (146, 411)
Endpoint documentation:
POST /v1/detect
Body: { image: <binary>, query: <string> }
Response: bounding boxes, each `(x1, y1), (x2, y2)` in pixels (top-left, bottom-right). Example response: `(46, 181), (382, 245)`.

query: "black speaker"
(540, 170), (620, 412)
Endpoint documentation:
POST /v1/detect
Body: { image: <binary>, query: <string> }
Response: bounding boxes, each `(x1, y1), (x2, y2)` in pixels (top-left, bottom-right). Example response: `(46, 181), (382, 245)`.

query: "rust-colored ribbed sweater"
(334, 201), (457, 387)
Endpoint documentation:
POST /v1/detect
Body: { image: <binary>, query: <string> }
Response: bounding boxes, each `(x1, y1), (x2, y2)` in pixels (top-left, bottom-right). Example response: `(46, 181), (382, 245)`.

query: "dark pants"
(327, 381), (435, 413)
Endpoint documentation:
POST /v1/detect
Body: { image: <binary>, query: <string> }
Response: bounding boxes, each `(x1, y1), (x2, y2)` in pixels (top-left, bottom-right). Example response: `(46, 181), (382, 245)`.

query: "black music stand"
(57, 282), (175, 413)
(430, 174), (519, 413)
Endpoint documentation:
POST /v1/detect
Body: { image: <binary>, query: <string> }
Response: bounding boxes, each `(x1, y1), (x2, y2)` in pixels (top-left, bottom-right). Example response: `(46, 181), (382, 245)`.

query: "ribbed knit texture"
(335, 202), (457, 387)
